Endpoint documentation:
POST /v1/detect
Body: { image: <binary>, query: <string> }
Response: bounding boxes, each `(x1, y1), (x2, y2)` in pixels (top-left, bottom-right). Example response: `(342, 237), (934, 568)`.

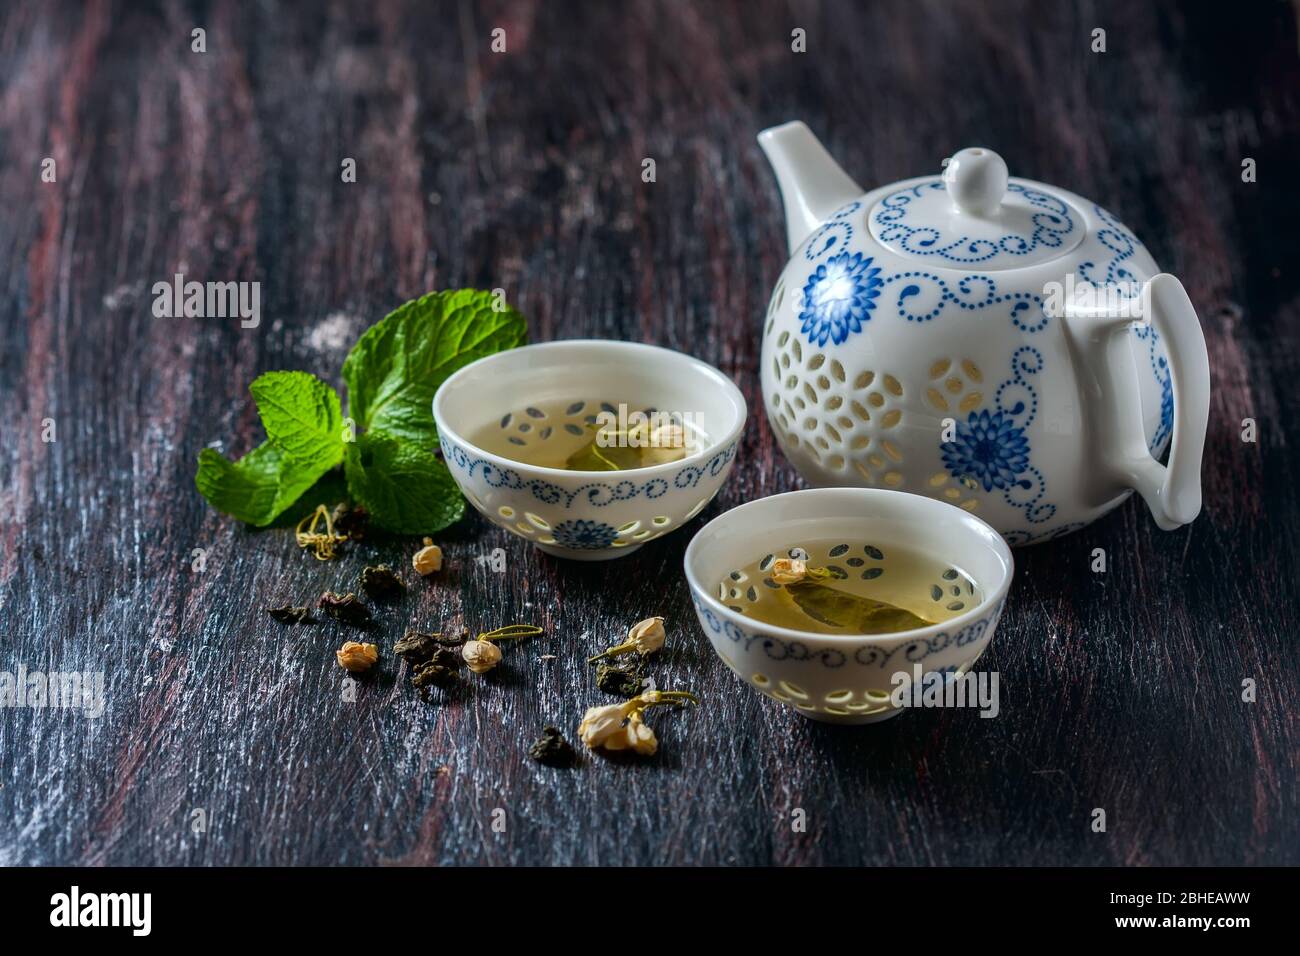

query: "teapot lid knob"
(943, 147), (1008, 217)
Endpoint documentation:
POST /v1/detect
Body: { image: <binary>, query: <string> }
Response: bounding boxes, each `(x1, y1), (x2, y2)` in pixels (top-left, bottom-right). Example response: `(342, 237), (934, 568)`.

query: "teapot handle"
(1061, 274), (1210, 530)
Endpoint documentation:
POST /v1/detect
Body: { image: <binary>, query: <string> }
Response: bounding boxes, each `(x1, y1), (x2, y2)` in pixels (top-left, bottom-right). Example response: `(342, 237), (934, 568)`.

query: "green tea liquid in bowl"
(466, 398), (707, 471)
(719, 539), (981, 635)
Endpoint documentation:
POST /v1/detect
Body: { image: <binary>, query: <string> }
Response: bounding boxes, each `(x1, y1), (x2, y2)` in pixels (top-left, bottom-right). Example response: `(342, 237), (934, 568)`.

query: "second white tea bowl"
(684, 488), (1014, 724)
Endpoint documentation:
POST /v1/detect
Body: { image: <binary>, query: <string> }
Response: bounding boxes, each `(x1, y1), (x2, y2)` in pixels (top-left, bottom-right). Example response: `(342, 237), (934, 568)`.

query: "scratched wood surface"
(0, 0), (1296, 866)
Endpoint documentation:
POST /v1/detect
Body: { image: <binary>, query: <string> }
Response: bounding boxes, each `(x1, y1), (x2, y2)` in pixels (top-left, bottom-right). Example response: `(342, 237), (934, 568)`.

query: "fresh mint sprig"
(195, 289), (527, 534)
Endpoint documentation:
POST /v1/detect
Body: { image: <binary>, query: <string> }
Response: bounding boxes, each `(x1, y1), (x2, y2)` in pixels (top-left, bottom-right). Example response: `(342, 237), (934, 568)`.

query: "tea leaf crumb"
(267, 605), (313, 625)
(528, 726), (576, 767)
(319, 591), (372, 627)
(360, 563), (405, 599)
(595, 661), (645, 697)
(394, 629), (441, 663)
(411, 660), (458, 690)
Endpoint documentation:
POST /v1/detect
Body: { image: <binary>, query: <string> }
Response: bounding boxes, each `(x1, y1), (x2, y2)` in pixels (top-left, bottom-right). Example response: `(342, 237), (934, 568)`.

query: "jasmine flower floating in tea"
(466, 400), (706, 472)
(719, 542), (982, 636)
(563, 419), (692, 470)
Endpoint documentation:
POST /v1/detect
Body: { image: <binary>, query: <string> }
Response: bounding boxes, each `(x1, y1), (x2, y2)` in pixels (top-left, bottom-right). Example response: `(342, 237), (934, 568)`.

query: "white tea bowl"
(684, 488), (1014, 724)
(434, 339), (746, 560)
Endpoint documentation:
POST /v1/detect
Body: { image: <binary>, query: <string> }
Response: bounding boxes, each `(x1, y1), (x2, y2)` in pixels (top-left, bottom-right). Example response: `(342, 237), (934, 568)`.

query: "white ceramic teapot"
(757, 122), (1210, 544)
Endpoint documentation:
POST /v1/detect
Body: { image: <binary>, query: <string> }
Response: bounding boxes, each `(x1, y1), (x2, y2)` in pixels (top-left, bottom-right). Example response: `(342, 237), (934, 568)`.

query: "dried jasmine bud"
(461, 624), (543, 675)
(770, 558), (808, 585)
(336, 641), (379, 673)
(619, 712), (658, 755)
(461, 640), (502, 674)
(411, 660), (457, 689)
(360, 563), (405, 600)
(267, 605), (313, 625)
(595, 661), (645, 697)
(577, 689), (698, 756)
(651, 422), (687, 448)
(770, 558), (836, 586)
(394, 629), (441, 663)
(412, 537), (444, 575)
(577, 703), (629, 749)
(639, 423), (689, 465)
(587, 616), (666, 662)
(319, 591), (371, 627)
(528, 726), (576, 767)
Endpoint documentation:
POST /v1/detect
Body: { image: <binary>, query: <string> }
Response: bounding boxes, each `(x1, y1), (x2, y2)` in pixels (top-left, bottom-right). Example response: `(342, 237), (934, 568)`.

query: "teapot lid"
(867, 148), (1086, 271)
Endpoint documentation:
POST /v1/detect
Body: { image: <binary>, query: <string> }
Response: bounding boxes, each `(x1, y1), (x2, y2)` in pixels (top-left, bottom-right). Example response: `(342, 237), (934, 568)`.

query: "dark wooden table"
(1, 0), (1296, 867)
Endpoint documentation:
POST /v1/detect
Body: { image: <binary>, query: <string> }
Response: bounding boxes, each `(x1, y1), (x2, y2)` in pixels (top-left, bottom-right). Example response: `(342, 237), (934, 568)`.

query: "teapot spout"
(758, 121), (863, 254)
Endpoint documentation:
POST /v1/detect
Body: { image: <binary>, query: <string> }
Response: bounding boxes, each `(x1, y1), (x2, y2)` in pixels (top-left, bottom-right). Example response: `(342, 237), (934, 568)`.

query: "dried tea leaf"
(429, 646), (461, 668)
(528, 726), (576, 767)
(595, 661), (645, 698)
(360, 563), (405, 599)
(394, 629), (440, 663)
(785, 581), (931, 634)
(267, 605), (313, 625)
(319, 591), (372, 627)
(410, 660), (457, 689)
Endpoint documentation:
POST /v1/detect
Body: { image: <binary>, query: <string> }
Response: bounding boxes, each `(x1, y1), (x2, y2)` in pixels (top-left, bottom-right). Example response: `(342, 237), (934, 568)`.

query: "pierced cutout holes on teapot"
(769, 336), (906, 485)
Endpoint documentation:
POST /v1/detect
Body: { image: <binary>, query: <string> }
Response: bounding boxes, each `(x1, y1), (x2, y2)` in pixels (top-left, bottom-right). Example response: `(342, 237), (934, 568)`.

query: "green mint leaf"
(342, 289), (527, 446)
(267, 469), (351, 528)
(250, 370), (345, 467)
(196, 371), (345, 526)
(195, 443), (322, 526)
(344, 430), (465, 533)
